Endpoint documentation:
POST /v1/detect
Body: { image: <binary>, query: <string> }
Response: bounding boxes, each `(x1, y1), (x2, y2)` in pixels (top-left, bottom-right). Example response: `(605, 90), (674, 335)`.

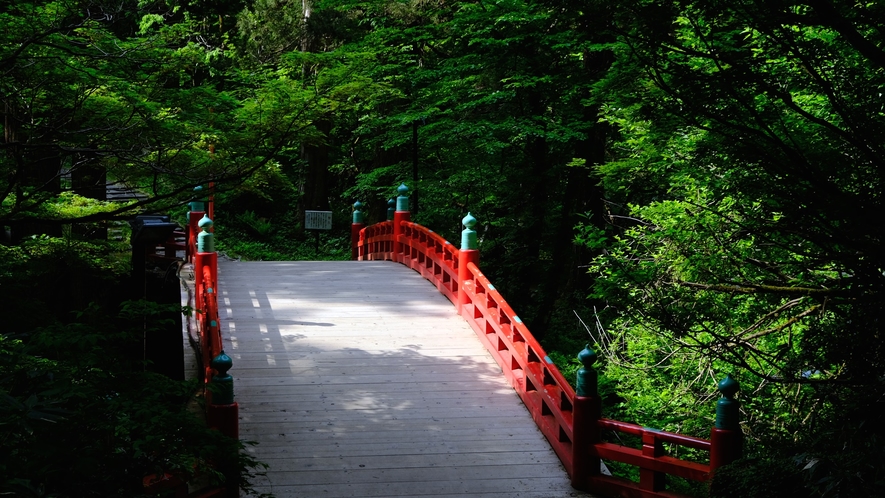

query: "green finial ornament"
(576, 344), (598, 397)
(396, 183), (409, 212)
(210, 350), (234, 405)
(353, 201), (364, 224)
(387, 198), (395, 220)
(715, 374), (740, 430)
(461, 212), (478, 250)
(189, 185), (206, 212)
(197, 215), (215, 253)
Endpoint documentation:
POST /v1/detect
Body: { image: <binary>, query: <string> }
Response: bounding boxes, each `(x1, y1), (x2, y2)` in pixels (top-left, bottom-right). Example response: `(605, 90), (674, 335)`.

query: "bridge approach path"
(217, 258), (592, 498)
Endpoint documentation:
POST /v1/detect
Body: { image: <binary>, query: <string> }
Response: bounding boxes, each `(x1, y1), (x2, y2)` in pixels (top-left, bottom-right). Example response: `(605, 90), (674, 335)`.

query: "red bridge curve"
(150, 184), (741, 497)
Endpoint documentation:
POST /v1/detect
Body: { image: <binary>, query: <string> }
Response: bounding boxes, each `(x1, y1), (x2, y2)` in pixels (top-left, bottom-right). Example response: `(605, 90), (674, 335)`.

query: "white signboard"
(305, 210), (333, 230)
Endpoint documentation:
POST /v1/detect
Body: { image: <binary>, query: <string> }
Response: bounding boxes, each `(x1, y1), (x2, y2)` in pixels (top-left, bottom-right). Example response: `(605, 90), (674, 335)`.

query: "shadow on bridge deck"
(218, 259), (594, 498)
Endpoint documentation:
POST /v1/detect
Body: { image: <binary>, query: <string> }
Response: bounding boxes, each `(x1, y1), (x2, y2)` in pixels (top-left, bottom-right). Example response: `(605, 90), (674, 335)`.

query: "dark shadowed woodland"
(1, 0), (883, 496)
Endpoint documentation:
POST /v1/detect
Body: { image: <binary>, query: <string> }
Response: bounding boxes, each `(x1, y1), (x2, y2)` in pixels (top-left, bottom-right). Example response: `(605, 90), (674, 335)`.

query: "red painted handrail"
(461, 261), (577, 466)
(191, 215), (223, 386)
(357, 220), (461, 302)
(187, 196), (240, 495)
(598, 419), (711, 451)
(199, 263), (222, 382)
(355, 212), (740, 498)
(358, 220), (395, 261)
(141, 195), (237, 496)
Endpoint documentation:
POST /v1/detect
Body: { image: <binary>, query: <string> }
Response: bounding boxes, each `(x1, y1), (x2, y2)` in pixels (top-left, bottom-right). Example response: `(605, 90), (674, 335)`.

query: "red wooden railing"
(182, 194), (240, 496)
(187, 210), (223, 382)
(352, 189), (742, 498)
(142, 192), (236, 497)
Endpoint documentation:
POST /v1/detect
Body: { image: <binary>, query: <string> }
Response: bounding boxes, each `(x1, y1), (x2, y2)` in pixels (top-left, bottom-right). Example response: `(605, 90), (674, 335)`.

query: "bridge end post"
(187, 185), (207, 263)
(207, 350), (240, 497)
(393, 184), (411, 262)
(351, 201), (366, 260)
(710, 375), (742, 473)
(387, 198), (395, 221)
(457, 212), (479, 315)
(571, 344), (602, 491)
(193, 215), (214, 317)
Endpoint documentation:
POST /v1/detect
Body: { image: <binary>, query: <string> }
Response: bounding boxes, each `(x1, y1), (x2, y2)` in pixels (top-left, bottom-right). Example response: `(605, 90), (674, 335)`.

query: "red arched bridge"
(159, 184), (742, 498)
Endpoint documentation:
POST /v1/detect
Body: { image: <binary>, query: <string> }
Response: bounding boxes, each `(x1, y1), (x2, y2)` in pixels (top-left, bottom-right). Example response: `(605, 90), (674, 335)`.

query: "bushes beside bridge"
(0, 238), (267, 496)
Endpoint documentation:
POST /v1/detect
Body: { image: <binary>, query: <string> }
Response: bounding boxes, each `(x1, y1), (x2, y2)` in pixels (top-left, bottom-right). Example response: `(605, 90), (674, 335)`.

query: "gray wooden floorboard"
(219, 260), (592, 498)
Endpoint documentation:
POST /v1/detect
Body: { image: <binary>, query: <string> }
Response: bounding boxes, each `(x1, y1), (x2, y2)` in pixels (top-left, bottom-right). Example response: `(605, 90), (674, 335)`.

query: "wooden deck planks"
(218, 260), (591, 498)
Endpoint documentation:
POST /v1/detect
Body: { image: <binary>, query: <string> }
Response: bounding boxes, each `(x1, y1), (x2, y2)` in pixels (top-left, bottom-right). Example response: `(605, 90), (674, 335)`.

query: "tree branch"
(805, 0), (885, 71)
(679, 281), (837, 295)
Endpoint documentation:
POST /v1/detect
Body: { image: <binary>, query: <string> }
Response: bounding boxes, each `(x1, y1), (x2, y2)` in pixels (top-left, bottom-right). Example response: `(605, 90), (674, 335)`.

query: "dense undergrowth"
(0, 236), (269, 497)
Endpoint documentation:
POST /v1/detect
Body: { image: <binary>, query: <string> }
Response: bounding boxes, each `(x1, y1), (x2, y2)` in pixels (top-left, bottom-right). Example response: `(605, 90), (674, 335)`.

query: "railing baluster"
(640, 430), (666, 491)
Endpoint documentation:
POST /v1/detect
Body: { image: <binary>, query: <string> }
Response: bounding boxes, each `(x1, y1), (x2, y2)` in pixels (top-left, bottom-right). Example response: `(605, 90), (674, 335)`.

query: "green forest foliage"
(2, 0), (883, 496)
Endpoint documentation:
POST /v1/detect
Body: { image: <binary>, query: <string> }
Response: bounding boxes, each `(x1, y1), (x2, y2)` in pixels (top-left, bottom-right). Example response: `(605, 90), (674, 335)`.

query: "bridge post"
(571, 345), (602, 491)
(187, 185), (207, 262)
(387, 198), (395, 221)
(194, 215), (216, 314)
(710, 375), (742, 472)
(351, 201), (366, 260)
(458, 212), (480, 315)
(393, 184), (411, 262)
(207, 350), (240, 497)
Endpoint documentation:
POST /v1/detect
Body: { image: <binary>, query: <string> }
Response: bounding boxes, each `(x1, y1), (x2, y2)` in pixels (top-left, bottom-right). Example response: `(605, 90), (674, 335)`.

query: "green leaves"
(570, 1), (885, 493)
(138, 13), (165, 34)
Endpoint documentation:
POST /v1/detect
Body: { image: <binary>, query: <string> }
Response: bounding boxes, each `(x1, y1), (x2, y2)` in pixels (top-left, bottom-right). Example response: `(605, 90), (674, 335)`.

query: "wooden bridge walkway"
(218, 259), (590, 498)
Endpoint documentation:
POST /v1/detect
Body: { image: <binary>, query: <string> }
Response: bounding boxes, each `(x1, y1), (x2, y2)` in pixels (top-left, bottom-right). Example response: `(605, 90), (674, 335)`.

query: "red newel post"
(457, 212), (479, 315)
(351, 201), (365, 260)
(571, 345), (602, 491)
(710, 375), (742, 472)
(193, 215), (216, 315)
(187, 185), (207, 263)
(207, 351), (240, 497)
(393, 184), (411, 262)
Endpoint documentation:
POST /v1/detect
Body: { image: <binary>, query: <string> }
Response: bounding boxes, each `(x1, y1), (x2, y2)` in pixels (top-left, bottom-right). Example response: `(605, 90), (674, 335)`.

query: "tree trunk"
(72, 154), (108, 240)
(301, 119), (332, 212)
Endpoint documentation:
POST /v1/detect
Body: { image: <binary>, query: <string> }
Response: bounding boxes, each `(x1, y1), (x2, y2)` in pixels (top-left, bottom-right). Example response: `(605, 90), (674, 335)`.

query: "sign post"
(305, 210), (333, 257)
